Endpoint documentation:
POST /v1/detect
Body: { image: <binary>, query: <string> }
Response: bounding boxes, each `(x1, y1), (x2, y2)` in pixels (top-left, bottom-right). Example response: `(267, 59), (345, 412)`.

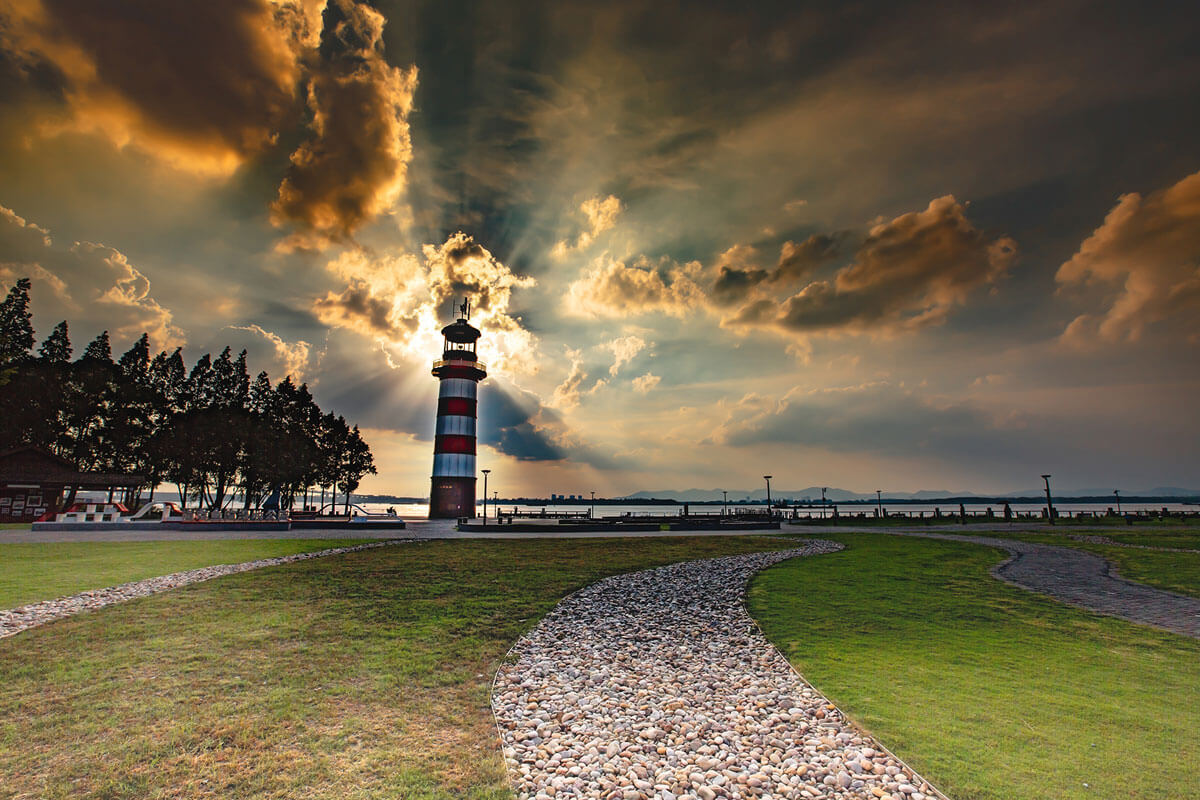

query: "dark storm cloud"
(272, 0), (418, 243)
(479, 381), (565, 462)
(1, 0), (316, 166)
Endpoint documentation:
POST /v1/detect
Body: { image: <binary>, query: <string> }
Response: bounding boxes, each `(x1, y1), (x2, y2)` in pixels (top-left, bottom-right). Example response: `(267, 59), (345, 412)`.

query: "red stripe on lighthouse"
(437, 397), (476, 417)
(434, 434), (476, 455)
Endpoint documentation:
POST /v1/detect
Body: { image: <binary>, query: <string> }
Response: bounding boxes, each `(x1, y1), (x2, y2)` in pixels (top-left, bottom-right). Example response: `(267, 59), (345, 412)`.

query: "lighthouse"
(429, 299), (487, 518)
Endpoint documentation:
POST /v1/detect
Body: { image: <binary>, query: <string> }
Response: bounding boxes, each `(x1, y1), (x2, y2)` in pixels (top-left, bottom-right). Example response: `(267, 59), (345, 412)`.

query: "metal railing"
(432, 358), (486, 371)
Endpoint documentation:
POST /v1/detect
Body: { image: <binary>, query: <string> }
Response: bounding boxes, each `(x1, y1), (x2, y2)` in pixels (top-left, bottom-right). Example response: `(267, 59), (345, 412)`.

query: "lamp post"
(876, 489), (883, 519)
(764, 475), (773, 519)
(590, 490), (596, 519)
(722, 490), (728, 517)
(821, 487), (827, 520)
(1114, 489), (1121, 515)
(481, 469), (490, 526)
(1041, 474), (1055, 525)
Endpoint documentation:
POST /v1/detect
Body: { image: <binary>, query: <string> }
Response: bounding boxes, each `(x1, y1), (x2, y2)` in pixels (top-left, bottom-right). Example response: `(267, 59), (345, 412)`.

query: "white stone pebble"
(0, 539), (410, 639)
(493, 542), (948, 800)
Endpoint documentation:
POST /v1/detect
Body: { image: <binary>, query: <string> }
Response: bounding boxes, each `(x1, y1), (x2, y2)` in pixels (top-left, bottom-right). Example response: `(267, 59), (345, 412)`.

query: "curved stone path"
(0, 539), (410, 640)
(891, 533), (1200, 639)
(493, 543), (948, 800)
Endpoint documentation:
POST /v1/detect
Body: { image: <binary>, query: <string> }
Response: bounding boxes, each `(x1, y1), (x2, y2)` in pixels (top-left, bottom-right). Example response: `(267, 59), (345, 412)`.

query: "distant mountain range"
(622, 486), (1200, 502)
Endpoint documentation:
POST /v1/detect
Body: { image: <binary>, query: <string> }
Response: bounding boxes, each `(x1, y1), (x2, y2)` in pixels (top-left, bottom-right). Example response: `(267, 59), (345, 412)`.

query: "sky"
(1, 0), (1197, 496)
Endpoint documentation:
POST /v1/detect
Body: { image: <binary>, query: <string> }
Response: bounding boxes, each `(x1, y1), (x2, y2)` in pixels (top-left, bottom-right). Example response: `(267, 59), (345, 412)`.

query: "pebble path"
(0, 539), (410, 640)
(890, 532), (1200, 639)
(493, 542), (948, 800)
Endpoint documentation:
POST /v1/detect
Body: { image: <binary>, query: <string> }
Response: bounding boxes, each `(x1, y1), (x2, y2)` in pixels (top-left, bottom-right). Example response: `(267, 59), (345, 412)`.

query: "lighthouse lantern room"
(429, 299), (487, 518)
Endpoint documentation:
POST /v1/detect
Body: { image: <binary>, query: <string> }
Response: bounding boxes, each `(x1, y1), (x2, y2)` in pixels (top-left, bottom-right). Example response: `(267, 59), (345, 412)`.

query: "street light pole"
(590, 490), (596, 519)
(481, 469), (490, 526)
(722, 490), (728, 517)
(1114, 489), (1121, 515)
(1041, 474), (1055, 525)
(764, 475), (773, 519)
(821, 487), (827, 520)
(876, 489), (883, 519)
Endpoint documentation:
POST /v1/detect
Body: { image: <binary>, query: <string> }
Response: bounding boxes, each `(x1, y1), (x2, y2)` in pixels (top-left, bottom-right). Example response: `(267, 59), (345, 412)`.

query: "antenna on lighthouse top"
(459, 297), (470, 321)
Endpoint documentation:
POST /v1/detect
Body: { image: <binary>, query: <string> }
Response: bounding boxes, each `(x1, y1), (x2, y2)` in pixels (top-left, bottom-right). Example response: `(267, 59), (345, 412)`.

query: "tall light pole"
(1041, 474), (1055, 525)
(722, 490), (728, 517)
(821, 487), (827, 520)
(764, 475), (773, 518)
(1114, 489), (1121, 515)
(590, 490), (596, 519)
(481, 469), (490, 525)
(876, 489), (883, 519)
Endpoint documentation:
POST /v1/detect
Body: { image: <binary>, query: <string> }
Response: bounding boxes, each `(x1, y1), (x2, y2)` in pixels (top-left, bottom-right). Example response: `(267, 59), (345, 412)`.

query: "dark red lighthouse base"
(430, 476), (476, 518)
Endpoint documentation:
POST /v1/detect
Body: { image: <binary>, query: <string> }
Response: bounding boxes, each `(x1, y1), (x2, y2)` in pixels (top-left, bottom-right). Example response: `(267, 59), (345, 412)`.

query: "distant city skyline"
(1, 1), (1197, 497)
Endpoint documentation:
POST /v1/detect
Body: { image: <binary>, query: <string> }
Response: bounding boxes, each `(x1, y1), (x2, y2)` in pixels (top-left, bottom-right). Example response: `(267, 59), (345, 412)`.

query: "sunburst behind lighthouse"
(429, 299), (487, 518)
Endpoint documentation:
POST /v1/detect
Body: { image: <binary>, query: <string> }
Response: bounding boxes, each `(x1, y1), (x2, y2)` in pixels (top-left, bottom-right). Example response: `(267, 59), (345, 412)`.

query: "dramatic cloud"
(0, 204), (183, 349)
(711, 235), (843, 306)
(550, 348), (588, 409)
(708, 197), (1016, 336)
(565, 255), (707, 318)
(479, 381), (566, 462)
(552, 194), (622, 258)
(313, 232), (538, 373)
(606, 335), (646, 376)
(272, 0), (418, 244)
(1, 0), (320, 173)
(228, 323), (312, 379)
(1057, 170), (1200, 344)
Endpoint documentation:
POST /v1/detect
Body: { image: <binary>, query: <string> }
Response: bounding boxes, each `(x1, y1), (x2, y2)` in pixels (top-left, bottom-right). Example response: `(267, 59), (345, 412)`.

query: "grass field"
(749, 533), (1200, 800)
(0, 536), (797, 800)
(0, 539), (377, 608)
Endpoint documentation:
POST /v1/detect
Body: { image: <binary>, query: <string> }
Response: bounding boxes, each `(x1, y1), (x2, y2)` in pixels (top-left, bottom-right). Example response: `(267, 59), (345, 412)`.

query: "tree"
(38, 321), (71, 362)
(335, 424), (376, 514)
(81, 331), (112, 362)
(0, 277), (35, 370)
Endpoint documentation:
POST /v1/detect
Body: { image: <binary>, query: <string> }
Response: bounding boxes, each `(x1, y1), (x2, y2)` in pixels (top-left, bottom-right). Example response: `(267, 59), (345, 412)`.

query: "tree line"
(0, 278), (375, 513)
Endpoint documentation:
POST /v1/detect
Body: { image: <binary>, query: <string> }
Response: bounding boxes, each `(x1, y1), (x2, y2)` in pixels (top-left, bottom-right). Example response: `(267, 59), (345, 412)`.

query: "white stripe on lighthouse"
(432, 453), (476, 477)
(435, 414), (477, 437)
(437, 378), (478, 400)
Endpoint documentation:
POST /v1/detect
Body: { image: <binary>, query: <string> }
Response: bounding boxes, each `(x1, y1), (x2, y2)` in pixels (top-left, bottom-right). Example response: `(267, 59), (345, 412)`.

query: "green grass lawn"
(0, 536), (797, 800)
(749, 533), (1200, 800)
(0, 539), (377, 608)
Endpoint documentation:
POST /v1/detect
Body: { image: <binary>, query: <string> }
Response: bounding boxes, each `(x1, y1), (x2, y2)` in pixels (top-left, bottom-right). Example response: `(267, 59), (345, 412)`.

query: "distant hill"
(622, 486), (1200, 502)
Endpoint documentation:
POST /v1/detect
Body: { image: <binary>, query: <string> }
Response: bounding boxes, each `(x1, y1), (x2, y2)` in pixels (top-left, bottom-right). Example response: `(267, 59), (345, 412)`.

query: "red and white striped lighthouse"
(429, 299), (487, 518)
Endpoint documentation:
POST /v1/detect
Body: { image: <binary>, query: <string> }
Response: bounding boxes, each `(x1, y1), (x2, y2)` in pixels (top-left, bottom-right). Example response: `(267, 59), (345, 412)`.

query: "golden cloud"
(564, 254), (707, 317)
(272, 0), (418, 243)
(313, 232), (538, 374)
(552, 194), (623, 259)
(1057, 170), (1200, 344)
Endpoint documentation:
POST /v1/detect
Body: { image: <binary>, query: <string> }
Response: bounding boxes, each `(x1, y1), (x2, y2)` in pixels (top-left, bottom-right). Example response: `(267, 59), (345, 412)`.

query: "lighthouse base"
(429, 476), (476, 518)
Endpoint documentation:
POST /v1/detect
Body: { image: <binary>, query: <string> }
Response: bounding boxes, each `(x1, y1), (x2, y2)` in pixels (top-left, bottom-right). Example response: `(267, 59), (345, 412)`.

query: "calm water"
(364, 500), (1197, 519)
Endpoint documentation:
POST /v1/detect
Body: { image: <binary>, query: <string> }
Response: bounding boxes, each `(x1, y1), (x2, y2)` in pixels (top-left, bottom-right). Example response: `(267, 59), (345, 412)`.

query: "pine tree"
(118, 333), (151, 379)
(81, 331), (112, 362)
(0, 277), (35, 366)
(38, 321), (71, 362)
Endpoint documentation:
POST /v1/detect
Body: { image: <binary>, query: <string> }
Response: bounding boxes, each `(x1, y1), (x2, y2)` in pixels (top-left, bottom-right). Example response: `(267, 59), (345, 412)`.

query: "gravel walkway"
(493, 542), (948, 800)
(0, 539), (410, 640)
(891, 533), (1200, 639)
